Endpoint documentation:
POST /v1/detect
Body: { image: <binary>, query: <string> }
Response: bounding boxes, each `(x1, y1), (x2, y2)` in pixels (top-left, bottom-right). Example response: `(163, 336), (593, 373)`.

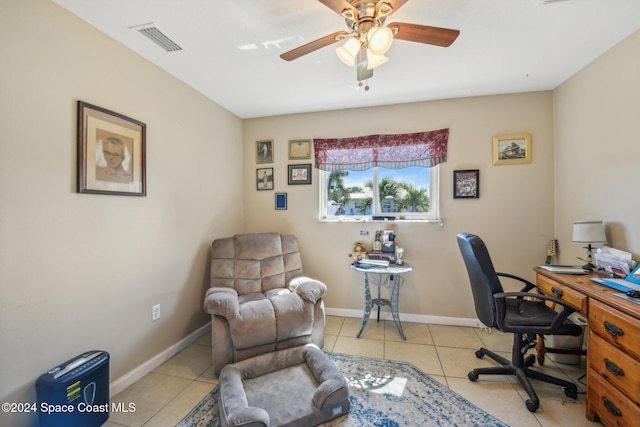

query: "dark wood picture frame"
(256, 167), (274, 191)
(77, 101), (146, 196)
(288, 164), (312, 185)
(453, 169), (480, 199)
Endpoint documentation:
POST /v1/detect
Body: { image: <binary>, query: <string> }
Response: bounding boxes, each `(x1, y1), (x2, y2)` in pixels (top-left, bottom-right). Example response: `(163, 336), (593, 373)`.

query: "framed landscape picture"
(453, 169), (480, 199)
(77, 101), (146, 196)
(492, 133), (531, 165)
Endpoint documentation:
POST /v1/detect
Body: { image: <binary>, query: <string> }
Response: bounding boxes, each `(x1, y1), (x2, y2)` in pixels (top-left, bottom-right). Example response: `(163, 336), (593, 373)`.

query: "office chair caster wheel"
(525, 399), (538, 412)
(468, 371), (478, 381)
(474, 350), (484, 358)
(564, 386), (578, 400)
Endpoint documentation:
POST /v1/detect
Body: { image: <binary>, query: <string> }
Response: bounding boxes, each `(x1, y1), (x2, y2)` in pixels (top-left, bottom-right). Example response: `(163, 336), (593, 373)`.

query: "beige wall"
(0, 1), (243, 424)
(243, 92), (556, 321)
(554, 29), (640, 263)
(2, 0), (638, 425)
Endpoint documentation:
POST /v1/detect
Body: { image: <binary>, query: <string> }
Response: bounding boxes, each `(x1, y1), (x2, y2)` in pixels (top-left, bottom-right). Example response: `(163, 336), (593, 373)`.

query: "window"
(315, 129), (448, 222)
(320, 165), (439, 221)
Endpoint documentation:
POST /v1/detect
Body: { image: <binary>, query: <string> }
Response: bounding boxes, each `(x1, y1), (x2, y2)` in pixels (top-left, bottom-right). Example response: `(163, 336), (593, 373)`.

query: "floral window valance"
(313, 128), (448, 171)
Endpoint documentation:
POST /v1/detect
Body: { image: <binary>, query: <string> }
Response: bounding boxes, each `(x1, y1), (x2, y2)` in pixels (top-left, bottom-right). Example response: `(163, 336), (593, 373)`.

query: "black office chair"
(456, 232), (581, 412)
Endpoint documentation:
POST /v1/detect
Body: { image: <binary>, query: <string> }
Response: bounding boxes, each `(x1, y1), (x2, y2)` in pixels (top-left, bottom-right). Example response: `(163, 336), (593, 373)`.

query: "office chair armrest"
(494, 291), (576, 332)
(496, 272), (536, 292)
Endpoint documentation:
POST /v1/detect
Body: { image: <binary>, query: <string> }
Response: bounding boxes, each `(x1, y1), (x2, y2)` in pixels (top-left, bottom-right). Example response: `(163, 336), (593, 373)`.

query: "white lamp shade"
(572, 221), (607, 244)
(367, 26), (393, 55)
(336, 38), (361, 66)
(366, 50), (388, 69)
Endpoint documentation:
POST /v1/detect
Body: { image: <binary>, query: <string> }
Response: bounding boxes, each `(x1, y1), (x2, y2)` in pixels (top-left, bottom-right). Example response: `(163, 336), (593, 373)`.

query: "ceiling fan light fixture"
(367, 26), (393, 55)
(336, 37), (361, 66)
(366, 50), (388, 70)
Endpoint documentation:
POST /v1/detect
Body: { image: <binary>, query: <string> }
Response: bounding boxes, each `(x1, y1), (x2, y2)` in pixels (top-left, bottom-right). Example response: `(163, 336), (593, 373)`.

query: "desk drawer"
(588, 368), (640, 427)
(590, 299), (640, 361)
(589, 331), (640, 402)
(536, 275), (587, 312)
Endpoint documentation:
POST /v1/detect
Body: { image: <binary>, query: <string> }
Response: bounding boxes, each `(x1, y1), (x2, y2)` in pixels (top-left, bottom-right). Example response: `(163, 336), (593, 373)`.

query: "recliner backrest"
(210, 232), (304, 295)
(457, 232), (505, 328)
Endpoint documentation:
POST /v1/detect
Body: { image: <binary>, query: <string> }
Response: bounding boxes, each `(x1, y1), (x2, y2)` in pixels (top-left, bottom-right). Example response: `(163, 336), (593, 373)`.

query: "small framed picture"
(288, 164), (312, 185)
(275, 193), (287, 210)
(77, 101), (146, 196)
(256, 139), (273, 164)
(492, 133), (531, 165)
(288, 139), (311, 160)
(453, 169), (480, 199)
(256, 167), (273, 191)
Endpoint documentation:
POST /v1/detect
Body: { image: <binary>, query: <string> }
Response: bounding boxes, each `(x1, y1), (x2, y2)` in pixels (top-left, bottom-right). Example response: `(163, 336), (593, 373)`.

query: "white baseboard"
(110, 310), (480, 396)
(325, 307), (482, 328)
(109, 322), (211, 397)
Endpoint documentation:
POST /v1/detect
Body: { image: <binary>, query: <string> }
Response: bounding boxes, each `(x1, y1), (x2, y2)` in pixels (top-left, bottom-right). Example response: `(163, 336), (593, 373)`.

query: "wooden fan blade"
(388, 22), (460, 47)
(280, 31), (349, 61)
(318, 0), (356, 16)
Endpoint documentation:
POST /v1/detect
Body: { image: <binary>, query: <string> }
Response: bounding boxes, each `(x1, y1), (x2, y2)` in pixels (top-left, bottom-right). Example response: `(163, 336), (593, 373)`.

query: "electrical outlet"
(360, 230), (369, 236)
(152, 304), (161, 321)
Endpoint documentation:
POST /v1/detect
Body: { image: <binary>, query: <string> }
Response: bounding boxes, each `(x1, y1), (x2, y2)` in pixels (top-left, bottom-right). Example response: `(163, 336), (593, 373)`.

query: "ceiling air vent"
(537, 0), (570, 5)
(131, 23), (182, 52)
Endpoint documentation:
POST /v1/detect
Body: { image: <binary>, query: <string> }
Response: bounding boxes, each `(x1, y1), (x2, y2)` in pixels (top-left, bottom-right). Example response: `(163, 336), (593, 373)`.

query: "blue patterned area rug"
(177, 352), (509, 427)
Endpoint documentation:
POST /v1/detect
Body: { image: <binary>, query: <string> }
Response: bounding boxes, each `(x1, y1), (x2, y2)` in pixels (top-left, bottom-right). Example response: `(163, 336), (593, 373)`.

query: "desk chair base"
(468, 334), (578, 412)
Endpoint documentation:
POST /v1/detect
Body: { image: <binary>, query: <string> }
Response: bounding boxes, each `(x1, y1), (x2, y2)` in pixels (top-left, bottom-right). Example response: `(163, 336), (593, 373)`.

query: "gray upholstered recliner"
(204, 233), (326, 375)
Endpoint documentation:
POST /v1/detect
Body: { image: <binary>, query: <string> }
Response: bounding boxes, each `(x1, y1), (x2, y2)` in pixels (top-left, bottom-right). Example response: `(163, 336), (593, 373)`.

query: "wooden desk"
(534, 267), (640, 426)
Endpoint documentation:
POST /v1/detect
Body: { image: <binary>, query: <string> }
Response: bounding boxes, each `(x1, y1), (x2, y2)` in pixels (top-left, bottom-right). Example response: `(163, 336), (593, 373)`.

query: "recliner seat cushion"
(229, 299), (277, 350)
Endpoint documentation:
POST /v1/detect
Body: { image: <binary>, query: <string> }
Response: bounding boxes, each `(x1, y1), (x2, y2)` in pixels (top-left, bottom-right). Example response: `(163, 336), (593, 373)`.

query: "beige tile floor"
(105, 316), (602, 427)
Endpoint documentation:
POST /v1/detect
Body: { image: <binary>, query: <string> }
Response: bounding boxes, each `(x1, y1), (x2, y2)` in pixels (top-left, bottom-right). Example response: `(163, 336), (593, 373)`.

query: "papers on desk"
(595, 246), (637, 277)
(590, 264), (640, 293)
(538, 265), (588, 275)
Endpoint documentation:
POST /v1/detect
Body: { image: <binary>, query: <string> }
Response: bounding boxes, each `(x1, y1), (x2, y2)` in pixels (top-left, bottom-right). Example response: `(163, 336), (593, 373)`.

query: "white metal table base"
(357, 271), (406, 340)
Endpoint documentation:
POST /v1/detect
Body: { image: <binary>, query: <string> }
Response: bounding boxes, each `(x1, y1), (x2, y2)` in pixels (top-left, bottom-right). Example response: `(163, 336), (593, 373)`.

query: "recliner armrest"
(203, 287), (240, 319)
(288, 276), (327, 303)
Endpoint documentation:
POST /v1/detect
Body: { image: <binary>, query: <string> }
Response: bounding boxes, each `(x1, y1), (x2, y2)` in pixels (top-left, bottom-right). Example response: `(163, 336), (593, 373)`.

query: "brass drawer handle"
(603, 320), (624, 337)
(602, 396), (622, 417)
(604, 358), (625, 376)
(551, 287), (563, 298)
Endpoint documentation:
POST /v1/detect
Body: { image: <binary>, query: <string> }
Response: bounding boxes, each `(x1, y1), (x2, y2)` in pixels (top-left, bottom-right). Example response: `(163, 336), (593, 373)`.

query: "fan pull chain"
(358, 80), (371, 91)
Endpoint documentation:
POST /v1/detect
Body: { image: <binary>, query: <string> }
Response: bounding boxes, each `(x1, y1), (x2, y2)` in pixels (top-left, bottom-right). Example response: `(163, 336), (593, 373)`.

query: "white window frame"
(319, 165), (440, 223)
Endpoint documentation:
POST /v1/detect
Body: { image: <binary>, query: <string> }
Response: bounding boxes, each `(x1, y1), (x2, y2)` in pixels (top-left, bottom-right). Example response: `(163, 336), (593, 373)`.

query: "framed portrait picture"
(288, 164), (312, 185)
(492, 133), (531, 165)
(288, 139), (311, 160)
(256, 139), (273, 163)
(453, 169), (480, 199)
(77, 101), (146, 196)
(256, 167), (274, 191)
(275, 193), (287, 210)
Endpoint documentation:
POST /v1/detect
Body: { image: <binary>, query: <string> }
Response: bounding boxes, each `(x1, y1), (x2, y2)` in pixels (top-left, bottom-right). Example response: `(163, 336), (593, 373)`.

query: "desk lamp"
(572, 220), (607, 270)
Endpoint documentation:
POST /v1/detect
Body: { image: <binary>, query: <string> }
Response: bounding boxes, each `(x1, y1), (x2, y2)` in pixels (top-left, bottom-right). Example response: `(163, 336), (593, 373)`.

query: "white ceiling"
(52, 0), (640, 119)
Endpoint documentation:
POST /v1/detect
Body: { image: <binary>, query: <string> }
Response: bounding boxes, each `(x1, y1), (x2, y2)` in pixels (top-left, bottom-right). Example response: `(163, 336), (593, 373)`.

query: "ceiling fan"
(280, 0), (460, 88)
